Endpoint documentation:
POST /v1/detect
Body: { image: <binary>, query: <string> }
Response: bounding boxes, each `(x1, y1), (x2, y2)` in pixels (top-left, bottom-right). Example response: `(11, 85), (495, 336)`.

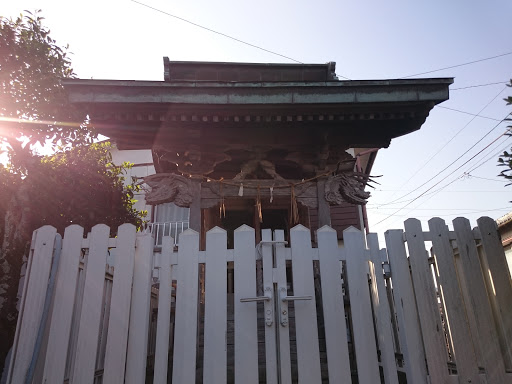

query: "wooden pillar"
(189, 180), (202, 232)
(317, 179), (331, 227)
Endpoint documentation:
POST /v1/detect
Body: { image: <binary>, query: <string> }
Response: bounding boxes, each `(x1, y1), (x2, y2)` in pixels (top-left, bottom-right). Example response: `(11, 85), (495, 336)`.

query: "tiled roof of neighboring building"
(497, 211), (512, 227)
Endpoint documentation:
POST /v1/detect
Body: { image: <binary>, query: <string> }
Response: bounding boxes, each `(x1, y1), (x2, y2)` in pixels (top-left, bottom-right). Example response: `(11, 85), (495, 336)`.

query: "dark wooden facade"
(63, 59), (452, 239)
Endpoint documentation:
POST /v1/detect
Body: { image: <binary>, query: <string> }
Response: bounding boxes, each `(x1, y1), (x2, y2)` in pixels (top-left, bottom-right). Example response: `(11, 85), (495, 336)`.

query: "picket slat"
(125, 233), (154, 384)
(42, 225), (84, 383)
(71, 224), (110, 383)
(234, 225), (259, 384)
(385, 229), (428, 384)
(6, 231), (36, 384)
(404, 219), (450, 384)
(428, 218), (480, 383)
(10, 215), (510, 384)
(344, 227), (380, 384)
(261, 229), (278, 384)
(477, 216), (512, 370)
(453, 217), (508, 382)
(153, 236), (174, 384)
(8, 226), (56, 384)
(367, 233), (399, 384)
(172, 229), (200, 383)
(103, 224), (137, 384)
(317, 225), (352, 384)
(203, 227), (228, 384)
(274, 229), (292, 384)
(290, 225), (322, 384)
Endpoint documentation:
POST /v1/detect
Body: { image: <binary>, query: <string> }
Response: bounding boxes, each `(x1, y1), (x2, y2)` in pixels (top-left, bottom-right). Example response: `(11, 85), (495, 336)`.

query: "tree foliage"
(0, 11), (145, 373)
(498, 80), (512, 185)
(14, 142), (145, 233)
(0, 10), (92, 151)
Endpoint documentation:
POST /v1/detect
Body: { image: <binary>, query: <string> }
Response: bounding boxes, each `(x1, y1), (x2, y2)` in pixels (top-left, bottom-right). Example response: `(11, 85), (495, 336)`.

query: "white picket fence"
(6, 217), (512, 383)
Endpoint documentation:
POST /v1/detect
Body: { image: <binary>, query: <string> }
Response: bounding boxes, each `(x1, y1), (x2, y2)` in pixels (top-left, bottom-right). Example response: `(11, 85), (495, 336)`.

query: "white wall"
(109, 147), (156, 217)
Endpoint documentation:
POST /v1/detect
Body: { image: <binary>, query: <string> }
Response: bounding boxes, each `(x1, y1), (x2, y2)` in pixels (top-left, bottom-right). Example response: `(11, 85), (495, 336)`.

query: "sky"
(3, 0), (512, 243)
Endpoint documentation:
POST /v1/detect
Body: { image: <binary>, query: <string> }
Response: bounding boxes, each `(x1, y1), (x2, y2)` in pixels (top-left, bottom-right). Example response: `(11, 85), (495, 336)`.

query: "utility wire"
(436, 106), (503, 121)
(466, 136), (512, 173)
(372, 130), (507, 226)
(130, 0), (354, 79)
(400, 51), (512, 78)
(451, 81), (507, 91)
(371, 206), (512, 218)
(377, 87), (507, 206)
(377, 134), (511, 225)
(130, 0), (302, 64)
(464, 174), (508, 183)
(372, 204), (510, 211)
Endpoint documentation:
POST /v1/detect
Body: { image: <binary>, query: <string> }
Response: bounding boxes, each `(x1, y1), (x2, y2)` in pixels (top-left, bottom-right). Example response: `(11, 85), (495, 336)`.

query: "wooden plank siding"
(309, 203), (362, 240)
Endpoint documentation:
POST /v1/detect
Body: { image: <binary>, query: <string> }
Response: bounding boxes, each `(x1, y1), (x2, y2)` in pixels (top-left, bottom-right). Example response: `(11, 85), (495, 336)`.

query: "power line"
(370, 206), (512, 218)
(400, 51), (512, 78)
(376, 87), (507, 206)
(466, 136), (512, 173)
(386, 134), (512, 224)
(371, 205), (510, 211)
(451, 81), (507, 91)
(436, 106), (502, 121)
(130, 0), (353, 80)
(372, 130), (507, 226)
(462, 174), (508, 183)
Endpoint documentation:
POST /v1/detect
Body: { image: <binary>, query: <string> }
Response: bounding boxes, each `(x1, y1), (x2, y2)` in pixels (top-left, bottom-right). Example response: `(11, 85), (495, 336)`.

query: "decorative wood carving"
(232, 160), (286, 182)
(153, 146), (231, 175)
(324, 173), (371, 206)
(144, 173), (194, 207)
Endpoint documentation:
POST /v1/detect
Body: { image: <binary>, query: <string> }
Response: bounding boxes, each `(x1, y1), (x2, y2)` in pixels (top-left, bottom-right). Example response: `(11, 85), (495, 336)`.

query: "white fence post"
(71, 224), (110, 383)
(344, 226), (380, 384)
(403, 218), (450, 384)
(42, 225), (84, 384)
(172, 229), (200, 383)
(477, 216), (512, 370)
(385, 229), (427, 384)
(290, 224), (322, 384)
(8, 226), (56, 384)
(153, 235), (174, 383)
(203, 227), (228, 384)
(317, 225), (352, 383)
(428, 218), (480, 383)
(274, 229), (292, 384)
(453, 217), (508, 382)
(125, 232), (154, 384)
(367, 233), (399, 384)
(261, 229), (278, 384)
(234, 225), (259, 384)
(103, 224), (137, 384)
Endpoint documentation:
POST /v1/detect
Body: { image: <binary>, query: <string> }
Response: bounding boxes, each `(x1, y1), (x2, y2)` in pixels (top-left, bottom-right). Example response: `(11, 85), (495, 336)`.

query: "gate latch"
(279, 287), (312, 327)
(240, 286), (274, 326)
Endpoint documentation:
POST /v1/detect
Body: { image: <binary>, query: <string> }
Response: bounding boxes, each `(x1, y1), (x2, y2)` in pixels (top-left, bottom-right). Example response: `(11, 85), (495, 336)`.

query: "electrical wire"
(436, 106), (502, 121)
(130, 0), (353, 79)
(464, 175), (508, 183)
(376, 134), (511, 226)
(466, 136), (512, 173)
(376, 88), (508, 206)
(400, 51), (512, 78)
(372, 130), (507, 226)
(370, 206), (512, 218)
(451, 81), (507, 91)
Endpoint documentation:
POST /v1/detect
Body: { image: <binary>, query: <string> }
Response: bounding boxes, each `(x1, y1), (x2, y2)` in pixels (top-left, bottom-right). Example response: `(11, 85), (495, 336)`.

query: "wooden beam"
(317, 179), (331, 227)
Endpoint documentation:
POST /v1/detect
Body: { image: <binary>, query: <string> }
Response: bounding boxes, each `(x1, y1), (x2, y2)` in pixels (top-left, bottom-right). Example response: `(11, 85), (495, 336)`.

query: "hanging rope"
(219, 179), (226, 218)
(256, 185), (263, 223)
(289, 185), (299, 225)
